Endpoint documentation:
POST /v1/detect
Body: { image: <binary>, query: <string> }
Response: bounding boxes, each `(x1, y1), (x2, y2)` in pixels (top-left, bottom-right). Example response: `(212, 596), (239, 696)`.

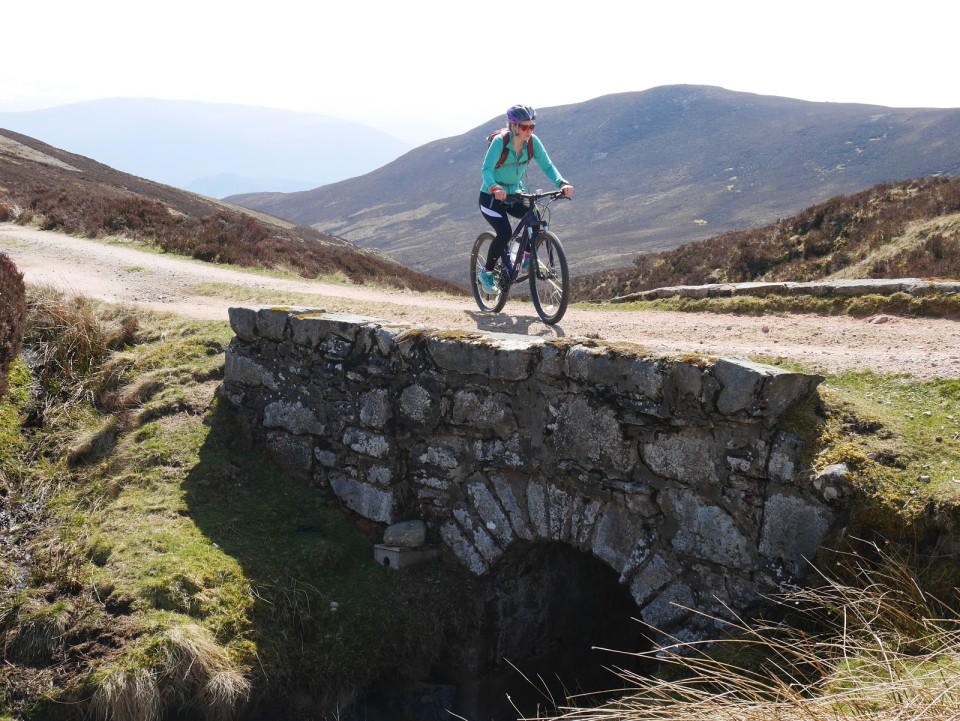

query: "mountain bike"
(470, 190), (571, 325)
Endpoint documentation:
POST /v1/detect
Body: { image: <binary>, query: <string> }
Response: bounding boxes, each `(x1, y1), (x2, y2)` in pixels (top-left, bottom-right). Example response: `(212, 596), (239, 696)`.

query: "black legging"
(479, 192), (527, 271)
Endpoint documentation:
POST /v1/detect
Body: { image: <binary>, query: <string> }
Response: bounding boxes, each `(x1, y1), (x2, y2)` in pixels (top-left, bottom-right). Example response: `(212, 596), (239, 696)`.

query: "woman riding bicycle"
(478, 104), (574, 294)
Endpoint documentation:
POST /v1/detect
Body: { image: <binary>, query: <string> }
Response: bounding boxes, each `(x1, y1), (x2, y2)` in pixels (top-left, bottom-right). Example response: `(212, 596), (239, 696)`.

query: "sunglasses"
(517, 123), (536, 131)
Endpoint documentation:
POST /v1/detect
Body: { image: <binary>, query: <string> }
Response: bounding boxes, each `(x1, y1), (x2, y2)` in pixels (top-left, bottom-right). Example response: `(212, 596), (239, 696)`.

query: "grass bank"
(589, 291), (960, 320)
(0, 288), (477, 720)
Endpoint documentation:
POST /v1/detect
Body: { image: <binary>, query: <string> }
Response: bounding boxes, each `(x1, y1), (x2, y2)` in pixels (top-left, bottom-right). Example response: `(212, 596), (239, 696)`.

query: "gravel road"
(3, 223), (960, 380)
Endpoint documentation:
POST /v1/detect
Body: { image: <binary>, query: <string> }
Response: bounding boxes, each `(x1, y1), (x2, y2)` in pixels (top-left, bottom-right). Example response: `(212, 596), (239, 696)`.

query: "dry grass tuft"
(89, 621), (250, 721)
(25, 285), (138, 402)
(89, 668), (163, 721)
(530, 540), (960, 721)
(1, 596), (73, 664)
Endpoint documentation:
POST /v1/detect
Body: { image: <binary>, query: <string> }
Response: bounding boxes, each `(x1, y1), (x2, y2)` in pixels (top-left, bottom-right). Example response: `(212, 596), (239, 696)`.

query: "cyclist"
(478, 104), (574, 294)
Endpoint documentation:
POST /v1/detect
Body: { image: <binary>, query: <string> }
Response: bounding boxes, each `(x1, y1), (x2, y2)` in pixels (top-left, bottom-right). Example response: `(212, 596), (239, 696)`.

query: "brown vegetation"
(0, 252), (26, 400)
(0, 129), (464, 295)
(573, 176), (960, 302)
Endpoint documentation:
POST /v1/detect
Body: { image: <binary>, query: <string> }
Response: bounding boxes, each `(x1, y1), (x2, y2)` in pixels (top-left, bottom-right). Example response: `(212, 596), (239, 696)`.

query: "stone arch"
(440, 474), (670, 610)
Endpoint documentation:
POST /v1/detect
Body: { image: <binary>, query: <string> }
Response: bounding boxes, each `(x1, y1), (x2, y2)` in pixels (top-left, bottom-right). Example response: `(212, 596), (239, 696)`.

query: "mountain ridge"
(229, 85), (960, 283)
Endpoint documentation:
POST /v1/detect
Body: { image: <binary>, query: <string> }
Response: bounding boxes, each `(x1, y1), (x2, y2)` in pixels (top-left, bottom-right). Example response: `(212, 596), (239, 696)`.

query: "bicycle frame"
(500, 190), (565, 285)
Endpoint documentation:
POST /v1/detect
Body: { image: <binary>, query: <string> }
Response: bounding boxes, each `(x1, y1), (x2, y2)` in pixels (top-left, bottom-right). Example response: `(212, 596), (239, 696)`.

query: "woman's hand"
(490, 185), (506, 201)
(561, 184), (574, 198)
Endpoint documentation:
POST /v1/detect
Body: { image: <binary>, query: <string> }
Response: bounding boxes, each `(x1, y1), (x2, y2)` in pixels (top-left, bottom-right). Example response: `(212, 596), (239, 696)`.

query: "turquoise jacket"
(480, 131), (566, 195)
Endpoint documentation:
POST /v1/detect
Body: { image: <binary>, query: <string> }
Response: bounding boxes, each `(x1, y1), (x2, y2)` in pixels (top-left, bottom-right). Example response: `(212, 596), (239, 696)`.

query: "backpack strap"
(495, 129), (510, 169)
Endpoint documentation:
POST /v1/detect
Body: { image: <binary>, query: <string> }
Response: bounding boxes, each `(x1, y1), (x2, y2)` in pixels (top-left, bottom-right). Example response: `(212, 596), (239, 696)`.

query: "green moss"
(803, 372), (960, 539)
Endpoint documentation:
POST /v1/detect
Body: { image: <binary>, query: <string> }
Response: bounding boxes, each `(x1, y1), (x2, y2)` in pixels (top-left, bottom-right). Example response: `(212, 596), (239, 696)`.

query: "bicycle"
(470, 189), (571, 325)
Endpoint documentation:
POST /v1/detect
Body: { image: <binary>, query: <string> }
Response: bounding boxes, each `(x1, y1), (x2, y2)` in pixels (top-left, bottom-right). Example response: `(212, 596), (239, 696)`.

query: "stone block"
(641, 428), (718, 483)
(453, 506), (503, 566)
(364, 464), (393, 487)
(565, 344), (664, 399)
(383, 520), (427, 547)
(526, 481), (550, 540)
(712, 357), (764, 415)
(224, 350), (278, 391)
(571, 497), (601, 548)
(263, 399), (324, 435)
(360, 388), (392, 429)
(640, 582), (695, 630)
(713, 357), (822, 423)
(489, 475), (534, 541)
(265, 431), (314, 480)
(440, 519), (488, 575)
(671, 361), (705, 404)
(451, 389), (513, 431)
(466, 481), (514, 547)
(629, 554), (675, 606)
(473, 435), (527, 470)
(400, 384), (437, 424)
(547, 483), (573, 542)
(343, 427), (392, 460)
(427, 333), (543, 381)
(759, 493), (833, 575)
(769, 432), (804, 483)
(330, 475), (395, 524)
(553, 396), (631, 472)
(256, 307), (296, 341)
(228, 306), (258, 341)
(663, 489), (752, 568)
(418, 438), (467, 473)
(591, 503), (637, 574)
(759, 371), (823, 424)
(374, 325), (406, 356)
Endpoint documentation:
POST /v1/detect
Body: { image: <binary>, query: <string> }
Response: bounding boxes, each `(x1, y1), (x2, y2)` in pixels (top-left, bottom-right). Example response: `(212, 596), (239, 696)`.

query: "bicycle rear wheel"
(470, 232), (509, 313)
(528, 231), (569, 325)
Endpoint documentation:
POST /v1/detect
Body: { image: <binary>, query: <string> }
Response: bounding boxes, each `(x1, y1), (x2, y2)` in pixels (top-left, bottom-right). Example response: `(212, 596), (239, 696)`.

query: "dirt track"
(3, 223), (960, 381)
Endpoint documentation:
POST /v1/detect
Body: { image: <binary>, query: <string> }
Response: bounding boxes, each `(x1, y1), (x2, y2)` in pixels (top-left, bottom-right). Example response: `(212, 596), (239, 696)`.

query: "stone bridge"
(220, 307), (847, 637)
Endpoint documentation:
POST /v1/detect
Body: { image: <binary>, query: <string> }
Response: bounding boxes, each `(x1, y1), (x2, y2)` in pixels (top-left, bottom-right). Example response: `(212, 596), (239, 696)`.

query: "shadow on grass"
(180, 398), (479, 719)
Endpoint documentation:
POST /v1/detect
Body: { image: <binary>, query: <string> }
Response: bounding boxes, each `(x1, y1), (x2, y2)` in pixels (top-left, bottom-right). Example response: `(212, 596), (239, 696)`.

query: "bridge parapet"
(222, 307), (846, 636)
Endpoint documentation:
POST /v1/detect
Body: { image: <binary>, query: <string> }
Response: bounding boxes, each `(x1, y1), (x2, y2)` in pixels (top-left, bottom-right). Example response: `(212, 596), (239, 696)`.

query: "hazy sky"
(3, 0), (957, 145)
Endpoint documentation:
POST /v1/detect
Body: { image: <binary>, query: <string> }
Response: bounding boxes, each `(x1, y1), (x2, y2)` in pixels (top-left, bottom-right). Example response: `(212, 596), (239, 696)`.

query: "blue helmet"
(506, 104), (536, 123)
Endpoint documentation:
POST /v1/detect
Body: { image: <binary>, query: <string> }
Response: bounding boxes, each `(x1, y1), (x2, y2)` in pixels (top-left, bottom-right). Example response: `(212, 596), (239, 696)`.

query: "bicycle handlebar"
(506, 189), (567, 204)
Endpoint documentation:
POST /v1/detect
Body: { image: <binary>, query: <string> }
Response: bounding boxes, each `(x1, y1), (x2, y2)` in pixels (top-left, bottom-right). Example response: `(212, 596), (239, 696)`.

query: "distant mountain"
(228, 85), (960, 283)
(0, 98), (411, 197)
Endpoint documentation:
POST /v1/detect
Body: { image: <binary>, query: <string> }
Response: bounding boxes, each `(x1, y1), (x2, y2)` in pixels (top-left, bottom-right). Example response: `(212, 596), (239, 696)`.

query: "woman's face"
(514, 120), (536, 135)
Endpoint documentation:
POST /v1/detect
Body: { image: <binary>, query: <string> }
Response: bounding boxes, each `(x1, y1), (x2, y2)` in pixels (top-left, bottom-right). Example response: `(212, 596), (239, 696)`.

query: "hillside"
(572, 176), (960, 301)
(228, 85), (960, 283)
(0, 129), (461, 294)
(0, 98), (412, 196)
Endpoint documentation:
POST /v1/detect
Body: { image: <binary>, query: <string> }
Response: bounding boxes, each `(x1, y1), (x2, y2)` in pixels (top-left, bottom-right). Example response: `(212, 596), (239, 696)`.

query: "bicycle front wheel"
(528, 231), (570, 325)
(470, 232), (509, 313)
